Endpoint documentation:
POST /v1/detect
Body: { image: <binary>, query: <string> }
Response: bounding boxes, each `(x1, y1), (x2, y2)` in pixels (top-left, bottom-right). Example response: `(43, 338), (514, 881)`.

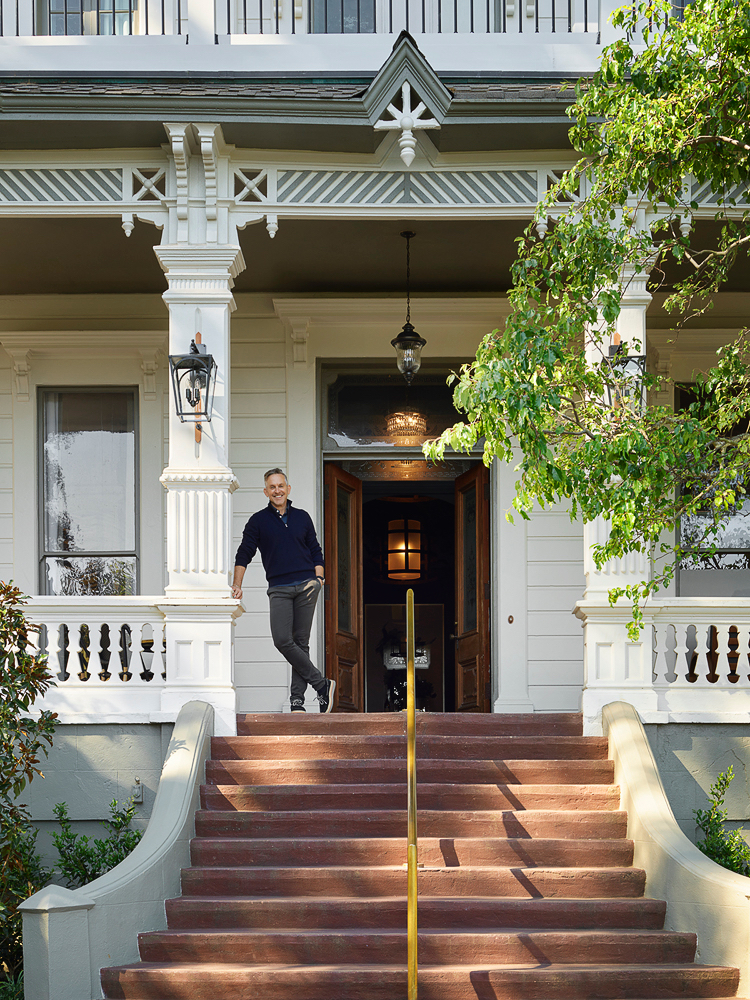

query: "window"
(45, 0), (137, 36)
(310, 0), (375, 32)
(40, 389), (138, 596)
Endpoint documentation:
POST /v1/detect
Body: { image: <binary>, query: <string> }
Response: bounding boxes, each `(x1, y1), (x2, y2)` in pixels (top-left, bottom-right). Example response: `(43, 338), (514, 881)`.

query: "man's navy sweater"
(235, 501), (324, 587)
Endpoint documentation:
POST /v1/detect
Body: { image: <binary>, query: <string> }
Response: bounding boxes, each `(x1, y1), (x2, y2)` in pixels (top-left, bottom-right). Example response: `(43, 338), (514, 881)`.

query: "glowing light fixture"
(387, 410), (427, 444)
(387, 518), (422, 581)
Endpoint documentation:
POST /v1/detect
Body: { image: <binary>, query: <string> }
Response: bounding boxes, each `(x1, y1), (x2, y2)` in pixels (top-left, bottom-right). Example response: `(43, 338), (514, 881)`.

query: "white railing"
(576, 598), (750, 734)
(25, 596), (241, 735)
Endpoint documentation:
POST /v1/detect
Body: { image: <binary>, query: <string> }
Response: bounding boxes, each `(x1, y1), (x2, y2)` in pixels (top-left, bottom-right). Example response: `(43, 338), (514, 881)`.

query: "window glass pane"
(327, 374), (461, 448)
(337, 485), (352, 633)
(43, 391), (136, 554)
(312, 0), (374, 31)
(462, 485), (477, 632)
(44, 555), (137, 597)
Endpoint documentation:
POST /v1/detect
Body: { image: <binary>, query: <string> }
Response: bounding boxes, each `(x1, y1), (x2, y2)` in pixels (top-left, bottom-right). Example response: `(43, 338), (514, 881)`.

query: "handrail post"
(406, 587), (418, 1000)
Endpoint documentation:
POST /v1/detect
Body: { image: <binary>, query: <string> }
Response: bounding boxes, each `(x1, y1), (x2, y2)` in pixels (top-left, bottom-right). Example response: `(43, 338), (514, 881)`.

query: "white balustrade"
(25, 596), (239, 734)
(576, 598), (750, 734)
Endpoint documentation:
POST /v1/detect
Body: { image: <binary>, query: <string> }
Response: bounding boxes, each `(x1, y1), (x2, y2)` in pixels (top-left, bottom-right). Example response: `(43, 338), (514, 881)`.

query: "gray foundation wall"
(21, 723), (173, 870)
(644, 723), (750, 844)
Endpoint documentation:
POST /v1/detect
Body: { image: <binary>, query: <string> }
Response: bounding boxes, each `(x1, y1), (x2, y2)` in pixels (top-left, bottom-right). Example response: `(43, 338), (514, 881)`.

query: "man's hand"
(232, 566), (246, 601)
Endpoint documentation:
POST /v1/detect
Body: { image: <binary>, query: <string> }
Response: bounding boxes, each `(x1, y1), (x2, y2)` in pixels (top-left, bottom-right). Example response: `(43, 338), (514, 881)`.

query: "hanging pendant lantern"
(392, 231), (426, 384)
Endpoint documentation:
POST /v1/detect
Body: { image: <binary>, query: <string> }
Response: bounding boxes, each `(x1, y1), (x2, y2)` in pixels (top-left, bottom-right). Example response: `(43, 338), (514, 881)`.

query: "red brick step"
(200, 782), (620, 812)
(101, 961), (741, 1000)
(236, 712), (584, 737)
(189, 834), (634, 868)
(206, 757), (616, 786)
(165, 895), (668, 931)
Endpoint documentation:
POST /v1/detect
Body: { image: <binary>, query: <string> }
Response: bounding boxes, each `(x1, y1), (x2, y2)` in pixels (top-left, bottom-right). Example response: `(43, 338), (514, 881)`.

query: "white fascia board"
(0, 33), (602, 76)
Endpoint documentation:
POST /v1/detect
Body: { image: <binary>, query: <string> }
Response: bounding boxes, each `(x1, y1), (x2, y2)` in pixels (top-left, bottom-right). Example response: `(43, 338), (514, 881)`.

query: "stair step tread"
(206, 759), (616, 785)
(212, 735), (609, 762)
(237, 712), (584, 737)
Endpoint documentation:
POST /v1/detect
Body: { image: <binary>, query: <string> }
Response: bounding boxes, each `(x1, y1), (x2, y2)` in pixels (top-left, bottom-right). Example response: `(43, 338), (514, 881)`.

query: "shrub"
(694, 766), (750, 877)
(52, 799), (143, 889)
(0, 971), (23, 1000)
(0, 583), (56, 979)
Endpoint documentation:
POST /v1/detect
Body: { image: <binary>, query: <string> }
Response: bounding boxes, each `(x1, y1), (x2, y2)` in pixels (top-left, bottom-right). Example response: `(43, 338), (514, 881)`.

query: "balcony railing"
(0, 0), (599, 35)
(576, 598), (750, 734)
(218, 0), (600, 35)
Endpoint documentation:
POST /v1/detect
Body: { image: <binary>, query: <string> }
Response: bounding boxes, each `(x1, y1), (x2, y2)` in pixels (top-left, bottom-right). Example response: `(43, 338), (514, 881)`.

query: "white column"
(155, 244), (245, 736)
(581, 267), (653, 733)
(156, 245), (243, 597)
(583, 267), (652, 598)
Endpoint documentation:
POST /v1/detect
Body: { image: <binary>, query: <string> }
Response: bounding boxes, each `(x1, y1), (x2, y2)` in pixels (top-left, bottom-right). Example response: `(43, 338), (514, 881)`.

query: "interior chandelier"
(386, 410), (427, 440)
(391, 230), (426, 385)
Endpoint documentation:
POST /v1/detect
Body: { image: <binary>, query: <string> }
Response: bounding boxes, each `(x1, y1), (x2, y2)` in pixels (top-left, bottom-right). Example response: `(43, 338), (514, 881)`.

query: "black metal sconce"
(392, 231), (426, 385)
(168, 336), (217, 435)
(606, 342), (647, 410)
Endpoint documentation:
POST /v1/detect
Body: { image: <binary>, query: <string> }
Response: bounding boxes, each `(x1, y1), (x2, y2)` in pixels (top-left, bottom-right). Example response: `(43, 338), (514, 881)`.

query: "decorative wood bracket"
(140, 349), (160, 401)
(7, 348), (31, 401)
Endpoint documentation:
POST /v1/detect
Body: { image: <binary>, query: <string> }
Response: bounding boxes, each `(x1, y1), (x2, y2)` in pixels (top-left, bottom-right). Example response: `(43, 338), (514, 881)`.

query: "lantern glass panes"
(391, 322), (426, 385)
(168, 340), (217, 423)
(607, 344), (647, 410)
(387, 518), (422, 580)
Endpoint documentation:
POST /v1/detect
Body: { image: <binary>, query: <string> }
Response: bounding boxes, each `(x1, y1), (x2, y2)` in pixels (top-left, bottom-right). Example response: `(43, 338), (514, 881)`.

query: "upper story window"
(40, 389), (138, 596)
(310, 0), (374, 31)
(42, 0), (140, 34)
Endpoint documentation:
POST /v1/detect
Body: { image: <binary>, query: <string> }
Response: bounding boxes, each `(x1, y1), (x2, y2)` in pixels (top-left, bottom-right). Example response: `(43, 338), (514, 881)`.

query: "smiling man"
(232, 468), (335, 714)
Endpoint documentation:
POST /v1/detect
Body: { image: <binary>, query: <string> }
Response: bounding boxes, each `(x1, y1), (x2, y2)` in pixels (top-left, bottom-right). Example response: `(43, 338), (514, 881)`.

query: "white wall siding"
(230, 297), (291, 713)
(0, 359), (13, 584)
(526, 504), (585, 712)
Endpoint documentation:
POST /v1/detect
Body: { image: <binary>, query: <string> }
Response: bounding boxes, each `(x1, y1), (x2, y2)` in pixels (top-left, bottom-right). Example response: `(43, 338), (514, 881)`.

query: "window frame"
(37, 386), (141, 597)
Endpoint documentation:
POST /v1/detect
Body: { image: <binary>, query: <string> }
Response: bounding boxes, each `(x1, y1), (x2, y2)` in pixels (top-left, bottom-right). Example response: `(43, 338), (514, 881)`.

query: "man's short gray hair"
(264, 467), (288, 483)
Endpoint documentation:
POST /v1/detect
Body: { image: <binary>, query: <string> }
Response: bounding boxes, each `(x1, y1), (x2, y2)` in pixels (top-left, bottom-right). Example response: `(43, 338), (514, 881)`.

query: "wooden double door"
(323, 462), (491, 712)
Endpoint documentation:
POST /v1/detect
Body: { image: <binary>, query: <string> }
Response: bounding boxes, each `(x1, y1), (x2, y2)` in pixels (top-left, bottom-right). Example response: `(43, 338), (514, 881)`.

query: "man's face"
(264, 474), (291, 509)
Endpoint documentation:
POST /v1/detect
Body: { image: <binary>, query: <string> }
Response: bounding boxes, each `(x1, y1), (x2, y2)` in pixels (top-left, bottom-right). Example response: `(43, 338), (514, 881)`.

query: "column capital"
(155, 245), (245, 288)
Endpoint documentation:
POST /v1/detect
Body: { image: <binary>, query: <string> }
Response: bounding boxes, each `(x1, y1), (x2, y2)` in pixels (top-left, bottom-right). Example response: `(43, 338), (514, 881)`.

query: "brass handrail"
(406, 587), (418, 1000)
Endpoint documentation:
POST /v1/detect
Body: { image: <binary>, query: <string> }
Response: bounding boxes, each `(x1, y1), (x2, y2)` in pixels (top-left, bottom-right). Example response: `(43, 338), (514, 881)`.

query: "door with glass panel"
(454, 463), (490, 711)
(324, 463), (363, 712)
(40, 389), (138, 596)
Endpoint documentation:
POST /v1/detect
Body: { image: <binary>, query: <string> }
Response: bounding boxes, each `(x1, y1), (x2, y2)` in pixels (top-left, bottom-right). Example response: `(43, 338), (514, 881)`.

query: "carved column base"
(158, 599), (243, 737)
(161, 471), (239, 597)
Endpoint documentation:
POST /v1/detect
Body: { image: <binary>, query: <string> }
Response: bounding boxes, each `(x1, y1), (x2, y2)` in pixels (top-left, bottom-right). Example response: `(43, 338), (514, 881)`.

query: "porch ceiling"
(0, 216), (525, 295)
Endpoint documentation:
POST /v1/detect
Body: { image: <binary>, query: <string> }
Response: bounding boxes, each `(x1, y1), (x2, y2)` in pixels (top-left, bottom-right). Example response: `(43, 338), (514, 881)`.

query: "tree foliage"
(426, 0), (750, 623)
(0, 583), (56, 978)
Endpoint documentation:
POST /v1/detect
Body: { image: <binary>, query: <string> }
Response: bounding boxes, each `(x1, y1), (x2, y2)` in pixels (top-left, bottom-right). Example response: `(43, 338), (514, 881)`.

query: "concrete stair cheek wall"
(100, 712), (744, 1000)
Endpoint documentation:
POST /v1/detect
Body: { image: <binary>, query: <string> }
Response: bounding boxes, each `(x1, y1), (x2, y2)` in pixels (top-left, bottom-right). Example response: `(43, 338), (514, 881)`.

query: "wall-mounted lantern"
(606, 341), (647, 410)
(391, 231), (426, 385)
(387, 518), (422, 581)
(168, 336), (217, 427)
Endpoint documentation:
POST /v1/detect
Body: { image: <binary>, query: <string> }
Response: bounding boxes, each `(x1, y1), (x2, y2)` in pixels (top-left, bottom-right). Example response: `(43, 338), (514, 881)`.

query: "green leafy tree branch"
(425, 0), (750, 630)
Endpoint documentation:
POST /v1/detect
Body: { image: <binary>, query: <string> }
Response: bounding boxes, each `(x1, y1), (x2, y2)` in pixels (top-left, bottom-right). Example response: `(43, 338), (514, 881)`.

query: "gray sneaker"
(318, 678), (336, 714)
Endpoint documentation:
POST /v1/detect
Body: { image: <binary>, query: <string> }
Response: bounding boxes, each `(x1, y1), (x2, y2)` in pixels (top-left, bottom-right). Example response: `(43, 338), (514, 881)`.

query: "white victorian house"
(1, 0), (749, 834)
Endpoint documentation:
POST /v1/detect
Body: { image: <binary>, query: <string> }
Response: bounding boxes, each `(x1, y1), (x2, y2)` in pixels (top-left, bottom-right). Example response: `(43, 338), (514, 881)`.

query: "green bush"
(0, 583), (56, 979)
(0, 971), (23, 1000)
(51, 799), (143, 889)
(694, 766), (750, 877)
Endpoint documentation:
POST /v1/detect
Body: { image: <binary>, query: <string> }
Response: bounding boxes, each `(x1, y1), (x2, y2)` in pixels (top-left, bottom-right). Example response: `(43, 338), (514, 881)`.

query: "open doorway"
(323, 460), (490, 713)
